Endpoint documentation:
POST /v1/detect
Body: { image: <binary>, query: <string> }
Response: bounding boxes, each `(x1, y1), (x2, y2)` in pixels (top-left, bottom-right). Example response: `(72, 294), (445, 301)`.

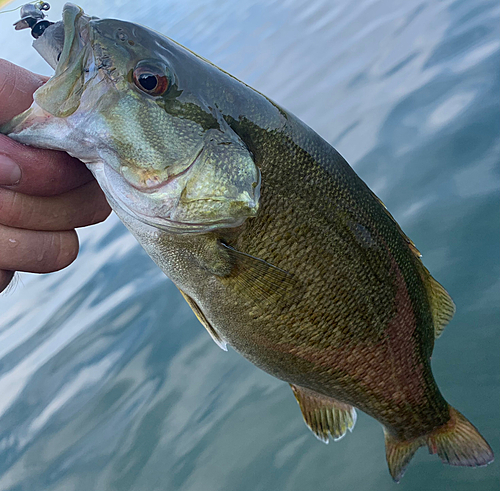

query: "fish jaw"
(33, 3), (96, 119)
(0, 100), (99, 165)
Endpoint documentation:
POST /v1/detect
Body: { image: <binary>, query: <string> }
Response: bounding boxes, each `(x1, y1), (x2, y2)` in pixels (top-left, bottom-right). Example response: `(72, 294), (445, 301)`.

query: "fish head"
(3, 3), (260, 233)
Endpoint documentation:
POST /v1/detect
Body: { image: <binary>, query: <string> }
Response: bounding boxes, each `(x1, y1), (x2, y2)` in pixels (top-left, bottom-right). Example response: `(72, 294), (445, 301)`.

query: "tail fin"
(384, 405), (494, 482)
(427, 406), (494, 467)
(384, 430), (424, 482)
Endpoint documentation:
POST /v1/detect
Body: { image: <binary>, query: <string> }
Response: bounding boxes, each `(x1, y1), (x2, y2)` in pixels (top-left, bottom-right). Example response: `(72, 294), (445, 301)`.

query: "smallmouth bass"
(1, 3), (493, 481)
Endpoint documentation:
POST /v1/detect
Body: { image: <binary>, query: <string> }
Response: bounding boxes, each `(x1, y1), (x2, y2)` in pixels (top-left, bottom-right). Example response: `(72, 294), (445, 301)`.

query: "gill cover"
(170, 126), (260, 227)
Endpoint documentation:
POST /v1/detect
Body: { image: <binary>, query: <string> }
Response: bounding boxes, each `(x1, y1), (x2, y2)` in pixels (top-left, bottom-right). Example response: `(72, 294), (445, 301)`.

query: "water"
(0, 0), (498, 490)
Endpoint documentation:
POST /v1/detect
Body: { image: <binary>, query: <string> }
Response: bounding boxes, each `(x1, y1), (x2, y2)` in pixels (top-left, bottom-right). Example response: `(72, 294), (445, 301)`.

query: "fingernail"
(0, 154), (22, 185)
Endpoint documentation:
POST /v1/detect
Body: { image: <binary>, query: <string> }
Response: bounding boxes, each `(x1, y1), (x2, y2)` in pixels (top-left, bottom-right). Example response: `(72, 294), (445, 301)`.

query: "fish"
(1, 3), (494, 481)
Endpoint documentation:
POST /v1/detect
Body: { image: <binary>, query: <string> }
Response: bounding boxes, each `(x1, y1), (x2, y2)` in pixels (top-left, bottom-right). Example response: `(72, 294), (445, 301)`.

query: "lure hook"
(13, 2), (53, 39)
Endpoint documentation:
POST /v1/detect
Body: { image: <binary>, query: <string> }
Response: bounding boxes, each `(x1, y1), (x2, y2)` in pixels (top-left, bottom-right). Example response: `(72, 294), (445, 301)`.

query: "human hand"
(0, 59), (111, 293)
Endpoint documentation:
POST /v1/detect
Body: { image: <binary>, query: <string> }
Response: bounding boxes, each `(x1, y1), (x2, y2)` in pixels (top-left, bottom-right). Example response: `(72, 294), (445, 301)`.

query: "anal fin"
(291, 384), (357, 443)
(179, 289), (228, 351)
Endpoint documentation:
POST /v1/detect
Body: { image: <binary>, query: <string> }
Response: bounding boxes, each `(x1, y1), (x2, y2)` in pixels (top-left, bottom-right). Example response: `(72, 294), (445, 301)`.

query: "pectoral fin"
(220, 243), (297, 304)
(291, 384), (357, 443)
(179, 289), (228, 351)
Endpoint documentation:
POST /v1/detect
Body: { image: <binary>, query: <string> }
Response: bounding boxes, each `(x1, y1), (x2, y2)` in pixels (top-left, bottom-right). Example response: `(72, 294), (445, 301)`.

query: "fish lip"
(57, 4), (90, 69)
(30, 4), (88, 73)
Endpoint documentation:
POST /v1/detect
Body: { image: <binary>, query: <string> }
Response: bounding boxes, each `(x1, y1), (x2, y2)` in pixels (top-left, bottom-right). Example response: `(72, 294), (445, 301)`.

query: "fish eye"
(132, 64), (169, 96)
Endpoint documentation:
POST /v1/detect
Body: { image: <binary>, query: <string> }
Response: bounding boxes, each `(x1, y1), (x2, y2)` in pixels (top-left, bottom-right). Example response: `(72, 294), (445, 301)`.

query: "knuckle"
(0, 190), (31, 228)
(0, 190), (18, 226)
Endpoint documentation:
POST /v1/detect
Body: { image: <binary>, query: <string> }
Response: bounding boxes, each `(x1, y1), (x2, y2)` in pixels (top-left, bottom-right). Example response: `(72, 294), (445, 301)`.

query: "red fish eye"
(133, 66), (169, 96)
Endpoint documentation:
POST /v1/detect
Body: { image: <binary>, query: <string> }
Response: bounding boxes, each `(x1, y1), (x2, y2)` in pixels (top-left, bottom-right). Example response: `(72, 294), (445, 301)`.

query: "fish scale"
(223, 136), (440, 428)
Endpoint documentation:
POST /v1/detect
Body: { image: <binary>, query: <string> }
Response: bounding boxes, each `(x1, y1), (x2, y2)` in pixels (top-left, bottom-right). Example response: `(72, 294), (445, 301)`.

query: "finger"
(0, 269), (14, 293)
(0, 224), (78, 273)
(0, 59), (47, 125)
(0, 179), (111, 231)
(0, 134), (94, 196)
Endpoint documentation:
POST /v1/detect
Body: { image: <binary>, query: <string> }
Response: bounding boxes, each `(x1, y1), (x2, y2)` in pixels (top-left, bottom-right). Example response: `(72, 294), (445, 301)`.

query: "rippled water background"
(0, 0), (499, 490)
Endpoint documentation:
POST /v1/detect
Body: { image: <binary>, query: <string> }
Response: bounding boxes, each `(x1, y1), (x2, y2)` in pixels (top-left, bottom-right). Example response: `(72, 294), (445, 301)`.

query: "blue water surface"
(0, 1), (498, 490)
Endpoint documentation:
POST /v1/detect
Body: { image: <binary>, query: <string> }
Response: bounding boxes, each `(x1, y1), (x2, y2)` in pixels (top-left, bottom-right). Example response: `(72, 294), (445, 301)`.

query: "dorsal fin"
(370, 190), (454, 337)
(291, 384), (357, 443)
(418, 265), (456, 338)
(179, 289), (228, 351)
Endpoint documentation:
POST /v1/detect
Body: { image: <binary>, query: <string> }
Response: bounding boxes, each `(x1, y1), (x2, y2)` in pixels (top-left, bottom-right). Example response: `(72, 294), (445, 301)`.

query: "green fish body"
(2, 3), (493, 481)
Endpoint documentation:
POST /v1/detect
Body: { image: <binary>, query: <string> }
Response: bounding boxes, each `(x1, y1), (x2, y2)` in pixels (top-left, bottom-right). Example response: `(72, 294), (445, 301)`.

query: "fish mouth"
(33, 3), (93, 73)
(29, 4), (98, 118)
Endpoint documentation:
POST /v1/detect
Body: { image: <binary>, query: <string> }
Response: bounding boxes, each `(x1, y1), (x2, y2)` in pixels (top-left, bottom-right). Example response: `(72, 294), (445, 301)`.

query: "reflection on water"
(0, 0), (498, 490)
